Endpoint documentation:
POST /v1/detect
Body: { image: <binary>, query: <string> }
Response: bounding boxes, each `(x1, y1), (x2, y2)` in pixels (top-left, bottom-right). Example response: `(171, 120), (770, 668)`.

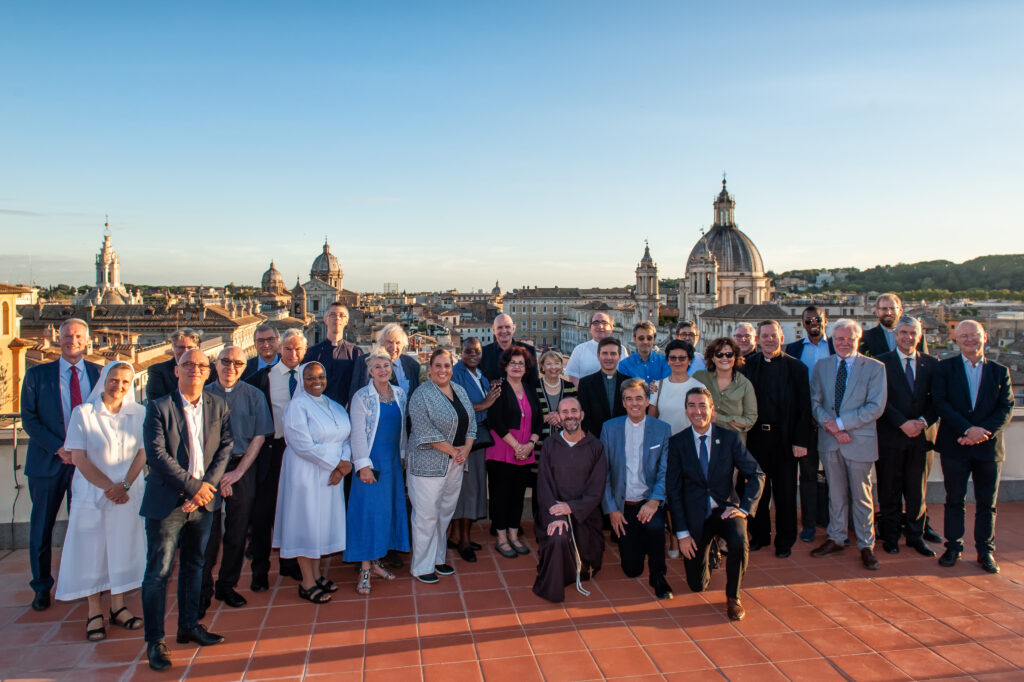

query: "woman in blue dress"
(345, 350), (410, 595)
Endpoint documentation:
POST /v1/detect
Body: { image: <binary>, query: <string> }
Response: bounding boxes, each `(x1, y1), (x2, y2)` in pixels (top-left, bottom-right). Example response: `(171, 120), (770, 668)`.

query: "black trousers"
(799, 428), (821, 529)
(743, 427), (798, 551)
(876, 439), (928, 545)
(616, 502), (667, 585)
(202, 458), (257, 598)
(27, 466), (74, 594)
(487, 460), (532, 532)
(683, 514), (748, 599)
(250, 438), (297, 578)
(941, 452), (1001, 556)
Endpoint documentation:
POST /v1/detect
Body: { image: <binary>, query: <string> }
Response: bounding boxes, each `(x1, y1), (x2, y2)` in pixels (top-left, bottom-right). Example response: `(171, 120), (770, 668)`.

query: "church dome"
(310, 239), (343, 286)
(261, 261), (285, 294)
(686, 179), (764, 274)
(100, 289), (126, 305)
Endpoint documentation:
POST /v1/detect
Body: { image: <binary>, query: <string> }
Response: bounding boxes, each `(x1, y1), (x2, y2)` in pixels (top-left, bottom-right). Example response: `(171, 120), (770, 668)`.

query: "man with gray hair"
(809, 319), (887, 571)
(733, 323), (757, 358)
(244, 324), (280, 380)
(147, 328), (211, 401)
(875, 315), (939, 556)
(21, 318), (101, 611)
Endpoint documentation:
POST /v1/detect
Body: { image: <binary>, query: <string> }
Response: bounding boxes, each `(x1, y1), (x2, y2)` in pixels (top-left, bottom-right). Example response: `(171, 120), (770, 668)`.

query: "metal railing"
(1, 412), (24, 549)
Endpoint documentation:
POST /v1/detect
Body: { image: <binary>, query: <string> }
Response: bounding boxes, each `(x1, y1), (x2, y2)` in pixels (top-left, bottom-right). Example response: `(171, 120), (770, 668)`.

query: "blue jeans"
(142, 508), (214, 644)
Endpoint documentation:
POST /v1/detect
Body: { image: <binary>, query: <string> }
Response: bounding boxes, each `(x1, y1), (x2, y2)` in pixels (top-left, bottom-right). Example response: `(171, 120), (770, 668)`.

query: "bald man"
(481, 314), (538, 384)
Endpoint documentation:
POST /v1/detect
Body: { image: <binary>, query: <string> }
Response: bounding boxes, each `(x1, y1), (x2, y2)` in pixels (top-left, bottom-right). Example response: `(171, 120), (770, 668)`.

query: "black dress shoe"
(215, 587), (248, 608)
(385, 549), (404, 569)
(250, 575), (269, 592)
(148, 641), (172, 671)
(883, 541), (900, 554)
(280, 566), (303, 581)
(176, 624), (225, 646)
(469, 541), (482, 551)
(923, 526), (943, 544)
(907, 541), (936, 558)
(938, 548), (961, 567)
(978, 554), (1000, 574)
(749, 541), (765, 552)
(31, 591), (51, 612)
(651, 578), (674, 600)
(775, 547), (792, 558)
(458, 546), (477, 563)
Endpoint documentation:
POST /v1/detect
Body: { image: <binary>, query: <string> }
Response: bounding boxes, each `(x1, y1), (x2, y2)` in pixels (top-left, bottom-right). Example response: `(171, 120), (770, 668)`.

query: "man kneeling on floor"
(666, 387), (764, 621)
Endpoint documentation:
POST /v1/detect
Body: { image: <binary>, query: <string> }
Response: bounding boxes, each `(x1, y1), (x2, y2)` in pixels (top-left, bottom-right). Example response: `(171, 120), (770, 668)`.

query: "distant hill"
(771, 255), (1024, 300)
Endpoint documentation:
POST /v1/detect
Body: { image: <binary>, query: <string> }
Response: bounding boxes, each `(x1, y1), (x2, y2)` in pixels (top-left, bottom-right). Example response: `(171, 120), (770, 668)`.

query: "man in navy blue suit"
(243, 323), (280, 380)
(140, 348), (233, 671)
(20, 318), (101, 611)
(933, 320), (1013, 574)
(666, 387), (764, 621)
(302, 302), (363, 407)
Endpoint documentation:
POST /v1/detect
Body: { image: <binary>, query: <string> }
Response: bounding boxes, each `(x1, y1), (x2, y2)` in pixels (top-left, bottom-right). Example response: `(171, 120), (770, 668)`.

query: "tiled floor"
(2, 504), (1024, 681)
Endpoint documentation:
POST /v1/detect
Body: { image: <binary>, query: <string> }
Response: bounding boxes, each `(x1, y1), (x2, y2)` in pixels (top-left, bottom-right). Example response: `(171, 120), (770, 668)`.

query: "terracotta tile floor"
(2, 503), (1024, 681)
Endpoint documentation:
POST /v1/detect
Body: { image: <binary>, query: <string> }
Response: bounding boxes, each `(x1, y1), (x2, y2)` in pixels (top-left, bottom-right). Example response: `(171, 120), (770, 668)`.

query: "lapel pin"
(715, 439), (720, 445)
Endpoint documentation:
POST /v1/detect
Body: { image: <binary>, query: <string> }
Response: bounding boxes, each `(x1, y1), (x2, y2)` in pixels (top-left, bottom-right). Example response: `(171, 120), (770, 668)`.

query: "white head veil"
(86, 361), (142, 414)
(291, 361), (328, 401)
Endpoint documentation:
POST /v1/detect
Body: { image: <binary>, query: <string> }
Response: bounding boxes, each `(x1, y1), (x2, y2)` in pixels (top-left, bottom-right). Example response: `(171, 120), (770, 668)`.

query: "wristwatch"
(121, 480), (131, 491)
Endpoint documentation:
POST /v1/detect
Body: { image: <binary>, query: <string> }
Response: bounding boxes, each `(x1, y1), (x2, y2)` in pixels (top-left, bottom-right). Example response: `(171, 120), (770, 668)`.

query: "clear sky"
(2, 1), (1022, 292)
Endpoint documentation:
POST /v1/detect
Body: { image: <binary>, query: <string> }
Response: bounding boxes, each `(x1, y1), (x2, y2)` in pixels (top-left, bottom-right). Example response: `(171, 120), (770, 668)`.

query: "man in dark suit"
(577, 337), (629, 438)
(146, 328), (212, 402)
(600, 379), (673, 599)
(302, 302), (363, 407)
(933, 320), (1013, 574)
(243, 323), (280, 380)
(245, 328), (305, 588)
(666, 386), (764, 621)
(860, 293), (928, 358)
(141, 349), (232, 670)
(784, 306), (835, 543)
(20, 318), (101, 611)
(481, 313), (539, 384)
(876, 315), (939, 557)
(739, 320), (811, 558)
(349, 322), (422, 400)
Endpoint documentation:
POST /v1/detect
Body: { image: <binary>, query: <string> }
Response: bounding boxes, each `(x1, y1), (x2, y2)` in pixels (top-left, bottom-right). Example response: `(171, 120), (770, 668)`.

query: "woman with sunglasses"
(692, 337), (757, 445)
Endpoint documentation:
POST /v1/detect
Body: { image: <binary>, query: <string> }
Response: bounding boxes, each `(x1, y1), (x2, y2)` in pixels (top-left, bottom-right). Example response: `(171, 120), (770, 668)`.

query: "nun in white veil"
(272, 361), (352, 604)
(56, 361), (147, 640)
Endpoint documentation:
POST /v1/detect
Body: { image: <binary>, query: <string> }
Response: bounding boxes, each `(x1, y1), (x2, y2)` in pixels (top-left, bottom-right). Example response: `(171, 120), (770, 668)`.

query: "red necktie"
(69, 366), (82, 409)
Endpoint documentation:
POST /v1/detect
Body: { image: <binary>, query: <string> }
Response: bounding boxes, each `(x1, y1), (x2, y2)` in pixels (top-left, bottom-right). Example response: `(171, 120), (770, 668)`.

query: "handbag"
(471, 418), (494, 451)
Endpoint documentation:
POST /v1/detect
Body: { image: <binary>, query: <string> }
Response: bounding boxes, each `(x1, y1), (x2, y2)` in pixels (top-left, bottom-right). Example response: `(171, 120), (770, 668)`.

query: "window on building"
(542, 320), (547, 329)
(738, 296), (746, 304)
(312, 299), (320, 312)
(1, 302), (8, 335)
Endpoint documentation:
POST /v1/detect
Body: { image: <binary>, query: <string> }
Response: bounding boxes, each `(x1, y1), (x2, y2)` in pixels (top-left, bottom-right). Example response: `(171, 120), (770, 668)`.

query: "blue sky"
(2, 1), (1022, 291)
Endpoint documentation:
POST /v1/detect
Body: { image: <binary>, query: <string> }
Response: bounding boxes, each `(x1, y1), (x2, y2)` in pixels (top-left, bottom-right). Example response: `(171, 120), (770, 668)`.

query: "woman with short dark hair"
(692, 337), (757, 444)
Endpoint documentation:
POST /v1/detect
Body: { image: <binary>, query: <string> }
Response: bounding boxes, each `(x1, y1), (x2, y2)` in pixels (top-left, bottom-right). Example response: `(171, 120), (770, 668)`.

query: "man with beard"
(532, 398), (607, 602)
(733, 323), (757, 358)
(481, 313), (538, 384)
(861, 293), (928, 358)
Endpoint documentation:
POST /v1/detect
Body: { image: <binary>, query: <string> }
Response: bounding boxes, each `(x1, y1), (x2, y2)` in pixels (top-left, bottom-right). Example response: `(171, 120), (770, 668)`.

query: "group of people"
(19, 294), (1013, 671)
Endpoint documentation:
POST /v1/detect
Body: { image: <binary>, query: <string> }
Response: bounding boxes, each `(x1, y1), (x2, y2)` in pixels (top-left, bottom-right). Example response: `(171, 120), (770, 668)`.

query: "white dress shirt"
(624, 417), (647, 502)
(58, 357), (92, 427)
(180, 391), (205, 480)
(269, 361), (298, 438)
(565, 339), (628, 380)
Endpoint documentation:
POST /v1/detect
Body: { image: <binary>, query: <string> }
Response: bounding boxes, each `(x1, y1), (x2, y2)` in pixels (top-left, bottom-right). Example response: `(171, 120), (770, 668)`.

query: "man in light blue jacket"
(601, 378), (674, 599)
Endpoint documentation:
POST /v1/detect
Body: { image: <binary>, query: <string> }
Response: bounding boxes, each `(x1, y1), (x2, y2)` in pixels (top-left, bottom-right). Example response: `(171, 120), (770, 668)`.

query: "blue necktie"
(698, 435), (711, 518)
(904, 357), (915, 393)
(834, 360), (847, 415)
(288, 369), (297, 397)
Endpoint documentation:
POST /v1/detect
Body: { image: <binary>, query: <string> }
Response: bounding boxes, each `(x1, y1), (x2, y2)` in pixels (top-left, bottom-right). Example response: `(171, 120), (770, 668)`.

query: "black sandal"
(110, 606), (143, 630)
(298, 584), (332, 604)
(86, 614), (106, 641)
(315, 576), (339, 593)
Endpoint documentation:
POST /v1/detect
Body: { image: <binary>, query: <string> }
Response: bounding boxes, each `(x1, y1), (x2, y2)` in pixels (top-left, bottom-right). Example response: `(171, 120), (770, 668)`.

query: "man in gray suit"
(809, 319), (887, 570)
(600, 378), (674, 599)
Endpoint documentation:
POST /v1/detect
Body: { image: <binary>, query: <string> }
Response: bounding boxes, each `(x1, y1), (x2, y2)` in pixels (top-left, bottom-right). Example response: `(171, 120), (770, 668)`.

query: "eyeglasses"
(591, 320), (612, 328)
(803, 316), (823, 323)
(667, 355), (690, 362)
(635, 335), (655, 342)
(507, 361), (526, 368)
(714, 352), (735, 359)
(677, 332), (696, 339)
(219, 359), (246, 368)
(179, 362), (210, 371)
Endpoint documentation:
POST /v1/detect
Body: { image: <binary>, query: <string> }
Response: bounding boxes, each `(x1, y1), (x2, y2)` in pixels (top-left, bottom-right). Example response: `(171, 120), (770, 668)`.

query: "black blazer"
(20, 359), (101, 477)
(666, 425), (764, 545)
(784, 337), (835, 361)
(140, 390), (233, 519)
(932, 356), (1014, 462)
(242, 354), (278, 381)
(876, 350), (938, 449)
(349, 354), (421, 403)
(577, 370), (630, 438)
(740, 352), (811, 449)
(480, 339), (539, 384)
(244, 366), (278, 480)
(303, 340), (364, 407)
(146, 358), (214, 402)
(487, 378), (544, 440)
(860, 325), (928, 358)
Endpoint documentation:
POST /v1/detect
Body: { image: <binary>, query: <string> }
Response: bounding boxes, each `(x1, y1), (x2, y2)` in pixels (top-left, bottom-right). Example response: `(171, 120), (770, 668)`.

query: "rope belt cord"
(565, 513), (591, 597)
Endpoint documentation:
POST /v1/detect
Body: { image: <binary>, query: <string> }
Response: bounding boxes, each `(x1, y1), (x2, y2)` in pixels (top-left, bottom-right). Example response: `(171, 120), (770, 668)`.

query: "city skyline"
(3, 2), (1023, 290)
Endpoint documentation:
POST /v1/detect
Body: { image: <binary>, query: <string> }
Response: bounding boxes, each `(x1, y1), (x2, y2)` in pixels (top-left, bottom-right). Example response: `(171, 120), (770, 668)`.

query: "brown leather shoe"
(727, 597), (745, 621)
(810, 539), (846, 558)
(861, 548), (880, 570)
